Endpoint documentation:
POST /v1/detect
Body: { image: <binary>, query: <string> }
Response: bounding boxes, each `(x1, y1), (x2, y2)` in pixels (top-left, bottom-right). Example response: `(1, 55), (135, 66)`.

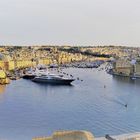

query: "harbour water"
(0, 68), (140, 140)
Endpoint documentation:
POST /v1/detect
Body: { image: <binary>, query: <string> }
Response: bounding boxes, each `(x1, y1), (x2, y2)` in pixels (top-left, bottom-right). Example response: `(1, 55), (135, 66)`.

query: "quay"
(32, 130), (140, 140)
(107, 56), (140, 79)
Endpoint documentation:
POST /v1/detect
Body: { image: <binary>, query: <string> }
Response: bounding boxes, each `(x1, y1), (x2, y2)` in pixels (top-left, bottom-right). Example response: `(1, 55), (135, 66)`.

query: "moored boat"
(32, 75), (75, 85)
(22, 74), (36, 79)
(22, 69), (36, 79)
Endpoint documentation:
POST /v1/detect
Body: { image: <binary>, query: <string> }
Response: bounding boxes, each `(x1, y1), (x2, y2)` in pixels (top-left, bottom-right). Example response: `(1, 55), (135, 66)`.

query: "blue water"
(0, 68), (140, 140)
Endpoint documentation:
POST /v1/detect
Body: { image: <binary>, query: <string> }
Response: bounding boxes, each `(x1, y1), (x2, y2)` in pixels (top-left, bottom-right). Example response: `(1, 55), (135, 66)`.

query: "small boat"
(49, 64), (58, 68)
(10, 76), (20, 80)
(131, 77), (136, 80)
(32, 75), (75, 85)
(22, 74), (36, 79)
(22, 69), (36, 79)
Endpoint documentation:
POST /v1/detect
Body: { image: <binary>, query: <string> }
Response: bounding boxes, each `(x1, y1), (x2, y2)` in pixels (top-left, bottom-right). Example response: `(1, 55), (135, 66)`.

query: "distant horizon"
(0, 44), (139, 48)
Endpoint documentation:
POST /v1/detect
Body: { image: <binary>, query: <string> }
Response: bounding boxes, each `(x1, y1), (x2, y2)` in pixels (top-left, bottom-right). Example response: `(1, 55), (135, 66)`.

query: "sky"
(0, 0), (140, 46)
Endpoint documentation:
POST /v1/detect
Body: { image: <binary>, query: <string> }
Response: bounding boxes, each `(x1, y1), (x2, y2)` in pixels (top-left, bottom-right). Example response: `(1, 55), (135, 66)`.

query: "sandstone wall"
(32, 131), (95, 140)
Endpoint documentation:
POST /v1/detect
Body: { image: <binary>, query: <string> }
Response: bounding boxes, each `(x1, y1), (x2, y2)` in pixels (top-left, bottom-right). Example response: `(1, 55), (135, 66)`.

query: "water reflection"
(33, 82), (74, 87)
(112, 75), (140, 84)
(0, 84), (6, 94)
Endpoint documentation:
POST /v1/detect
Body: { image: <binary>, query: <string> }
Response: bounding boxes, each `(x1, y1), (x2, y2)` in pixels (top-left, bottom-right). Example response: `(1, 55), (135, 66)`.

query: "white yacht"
(22, 68), (63, 79)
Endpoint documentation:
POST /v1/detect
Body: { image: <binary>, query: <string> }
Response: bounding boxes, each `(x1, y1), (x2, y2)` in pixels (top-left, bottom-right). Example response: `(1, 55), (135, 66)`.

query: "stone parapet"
(32, 131), (95, 140)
